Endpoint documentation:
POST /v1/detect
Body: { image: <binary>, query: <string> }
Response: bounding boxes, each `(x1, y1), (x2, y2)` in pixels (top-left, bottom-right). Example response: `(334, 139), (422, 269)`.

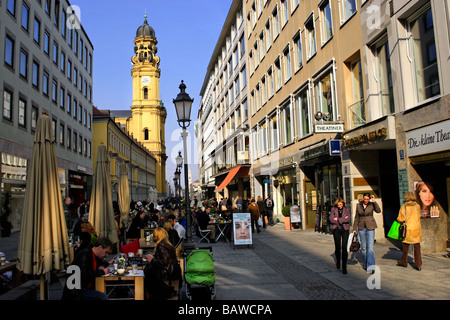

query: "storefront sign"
(290, 205), (301, 224)
(315, 124), (344, 133)
(406, 120), (450, 157)
(304, 140), (341, 160)
(343, 128), (387, 148)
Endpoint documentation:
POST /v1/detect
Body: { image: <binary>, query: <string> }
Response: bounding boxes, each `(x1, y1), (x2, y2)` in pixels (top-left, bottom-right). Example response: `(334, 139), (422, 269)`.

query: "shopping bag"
(347, 233), (354, 253)
(349, 234), (360, 252)
(387, 221), (403, 240)
(257, 217), (263, 227)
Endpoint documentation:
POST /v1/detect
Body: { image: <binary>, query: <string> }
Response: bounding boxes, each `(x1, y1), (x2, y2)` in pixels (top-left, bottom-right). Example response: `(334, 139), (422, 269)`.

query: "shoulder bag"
(399, 206), (407, 239)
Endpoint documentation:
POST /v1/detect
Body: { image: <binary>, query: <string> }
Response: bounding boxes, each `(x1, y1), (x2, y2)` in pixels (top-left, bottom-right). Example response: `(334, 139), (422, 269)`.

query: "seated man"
(166, 214), (186, 240)
(62, 237), (113, 300)
(196, 207), (216, 242)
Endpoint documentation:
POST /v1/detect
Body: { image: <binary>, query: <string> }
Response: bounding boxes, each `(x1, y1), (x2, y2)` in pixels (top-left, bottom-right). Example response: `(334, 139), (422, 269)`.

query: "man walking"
(265, 195), (274, 226)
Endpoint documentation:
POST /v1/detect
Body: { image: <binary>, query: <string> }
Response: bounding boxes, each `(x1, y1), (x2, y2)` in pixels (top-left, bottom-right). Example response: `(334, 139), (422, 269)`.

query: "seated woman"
(143, 240), (182, 300)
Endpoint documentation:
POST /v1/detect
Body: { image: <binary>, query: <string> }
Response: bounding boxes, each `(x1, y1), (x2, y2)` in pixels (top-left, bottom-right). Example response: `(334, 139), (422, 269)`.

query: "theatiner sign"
(342, 128), (387, 148)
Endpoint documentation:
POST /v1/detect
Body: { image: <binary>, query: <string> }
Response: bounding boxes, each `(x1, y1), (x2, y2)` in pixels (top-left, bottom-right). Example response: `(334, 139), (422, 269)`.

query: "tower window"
(144, 88), (148, 99)
(144, 128), (149, 140)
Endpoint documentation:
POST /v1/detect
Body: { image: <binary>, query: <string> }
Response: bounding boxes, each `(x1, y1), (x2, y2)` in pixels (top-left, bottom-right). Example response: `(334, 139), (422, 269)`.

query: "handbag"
(349, 234), (360, 252)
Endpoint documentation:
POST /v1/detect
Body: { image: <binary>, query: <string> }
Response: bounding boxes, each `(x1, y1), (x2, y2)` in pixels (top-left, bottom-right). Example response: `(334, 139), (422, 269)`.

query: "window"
(341, 0), (357, 23)
(293, 31), (303, 71)
(3, 89), (13, 121)
(60, 87), (65, 109)
(44, 31), (50, 55)
(45, 0), (50, 15)
(67, 128), (71, 149)
(5, 35), (15, 69)
(272, 6), (280, 40)
(52, 80), (57, 103)
(53, 42), (58, 65)
(305, 15), (316, 59)
(295, 86), (312, 138)
(32, 61), (39, 88)
(60, 51), (65, 73)
(261, 76), (267, 105)
(34, 18), (41, 44)
(408, 6), (440, 102)
(20, 50), (28, 79)
(7, 0), (16, 16)
(43, 72), (49, 96)
(281, 102), (294, 145)
(283, 45), (292, 81)
(73, 132), (77, 151)
(54, 0), (60, 28)
(373, 39), (394, 116)
(240, 35), (246, 57)
(259, 120), (268, 156)
(281, 0), (289, 26)
(320, 0), (333, 44)
(68, 60), (72, 80)
(51, 119), (57, 143)
(21, 3), (29, 32)
(18, 98), (26, 128)
(268, 67), (274, 98)
(242, 99), (248, 122)
(350, 60), (365, 126)
(60, 123), (65, 146)
(67, 93), (72, 114)
(315, 68), (337, 121)
(31, 106), (38, 131)
(241, 66), (247, 88)
(274, 58), (282, 91)
(73, 99), (77, 118)
(269, 112), (279, 152)
(61, 9), (66, 38)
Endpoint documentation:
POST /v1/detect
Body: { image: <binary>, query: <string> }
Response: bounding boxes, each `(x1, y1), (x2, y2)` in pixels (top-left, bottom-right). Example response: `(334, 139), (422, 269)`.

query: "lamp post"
(173, 81), (194, 249)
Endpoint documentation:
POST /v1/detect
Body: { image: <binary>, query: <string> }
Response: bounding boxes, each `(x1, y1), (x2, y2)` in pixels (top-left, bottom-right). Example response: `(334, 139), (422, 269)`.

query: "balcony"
(348, 99), (366, 129)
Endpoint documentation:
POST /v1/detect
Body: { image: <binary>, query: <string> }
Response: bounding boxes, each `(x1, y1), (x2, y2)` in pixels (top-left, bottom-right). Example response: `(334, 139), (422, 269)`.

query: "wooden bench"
(0, 280), (40, 300)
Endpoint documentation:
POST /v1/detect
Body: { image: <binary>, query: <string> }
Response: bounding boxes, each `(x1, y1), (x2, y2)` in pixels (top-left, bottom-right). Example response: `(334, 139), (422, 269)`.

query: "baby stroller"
(184, 248), (216, 300)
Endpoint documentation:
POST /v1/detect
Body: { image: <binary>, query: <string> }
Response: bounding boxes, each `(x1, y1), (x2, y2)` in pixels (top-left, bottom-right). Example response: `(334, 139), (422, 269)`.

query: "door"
(304, 180), (317, 228)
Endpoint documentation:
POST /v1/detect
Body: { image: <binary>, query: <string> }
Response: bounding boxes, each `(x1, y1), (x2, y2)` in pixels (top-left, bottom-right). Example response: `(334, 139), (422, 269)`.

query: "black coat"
(61, 247), (108, 300)
(144, 258), (181, 300)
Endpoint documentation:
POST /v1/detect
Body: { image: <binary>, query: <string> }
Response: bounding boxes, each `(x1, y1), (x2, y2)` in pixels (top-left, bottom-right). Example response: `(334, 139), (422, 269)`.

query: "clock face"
(141, 76), (150, 86)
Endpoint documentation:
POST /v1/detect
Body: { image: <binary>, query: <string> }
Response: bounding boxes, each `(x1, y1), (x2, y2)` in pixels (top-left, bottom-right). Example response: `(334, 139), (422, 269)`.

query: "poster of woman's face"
(414, 181), (440, 218)
(233, 213), (252, 245)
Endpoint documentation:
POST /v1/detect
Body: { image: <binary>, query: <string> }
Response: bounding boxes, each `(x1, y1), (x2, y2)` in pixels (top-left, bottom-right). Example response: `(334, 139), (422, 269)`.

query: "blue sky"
(70, 0), (233, 187)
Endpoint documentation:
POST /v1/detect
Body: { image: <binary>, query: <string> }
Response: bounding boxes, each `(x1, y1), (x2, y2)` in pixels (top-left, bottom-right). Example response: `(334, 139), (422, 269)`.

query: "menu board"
(290, 205), (301, 223)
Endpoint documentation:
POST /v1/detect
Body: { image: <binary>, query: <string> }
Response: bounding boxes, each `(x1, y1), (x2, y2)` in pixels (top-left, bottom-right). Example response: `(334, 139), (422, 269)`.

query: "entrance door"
(304, 180), (317, 228)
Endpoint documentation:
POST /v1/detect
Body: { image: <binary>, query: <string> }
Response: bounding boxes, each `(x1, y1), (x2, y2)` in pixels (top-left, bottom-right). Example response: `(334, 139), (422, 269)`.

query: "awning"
(215, 165), (242, 191)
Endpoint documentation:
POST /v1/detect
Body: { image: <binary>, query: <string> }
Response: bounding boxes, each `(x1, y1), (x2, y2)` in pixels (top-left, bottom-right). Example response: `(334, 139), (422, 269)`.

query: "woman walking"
(352, 193), (381, 273)
(329, 198), (351, 274)
(396, 192), (423, 271)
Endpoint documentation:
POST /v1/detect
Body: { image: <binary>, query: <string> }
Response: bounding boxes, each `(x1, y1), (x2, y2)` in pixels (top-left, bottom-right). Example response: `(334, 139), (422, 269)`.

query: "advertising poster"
(233, 213), (253, 246)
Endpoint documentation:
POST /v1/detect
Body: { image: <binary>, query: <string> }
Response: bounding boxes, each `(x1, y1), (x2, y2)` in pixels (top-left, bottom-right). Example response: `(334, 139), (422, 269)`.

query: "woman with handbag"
(329, 198), (351, 274)
(396, 192), (423, 270)
(352, 193), (381, 273)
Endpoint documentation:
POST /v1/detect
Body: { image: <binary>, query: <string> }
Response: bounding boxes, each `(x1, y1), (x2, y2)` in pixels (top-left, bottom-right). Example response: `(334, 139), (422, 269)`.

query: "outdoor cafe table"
(139, 238), (156, 249)
(96, 269), (145, 300)
(213, 221), (231, 243)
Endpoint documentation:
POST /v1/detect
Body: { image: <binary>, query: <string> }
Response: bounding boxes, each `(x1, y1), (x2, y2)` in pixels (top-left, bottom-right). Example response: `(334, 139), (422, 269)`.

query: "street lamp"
(173, 80), (194, 249)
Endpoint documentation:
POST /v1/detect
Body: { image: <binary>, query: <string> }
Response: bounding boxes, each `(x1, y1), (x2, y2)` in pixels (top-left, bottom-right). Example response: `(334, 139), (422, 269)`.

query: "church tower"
(128, 14), (167, 196)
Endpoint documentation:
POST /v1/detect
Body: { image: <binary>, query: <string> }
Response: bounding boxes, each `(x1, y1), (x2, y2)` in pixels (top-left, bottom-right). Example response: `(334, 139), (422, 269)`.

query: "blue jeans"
(82, 289), (108, 300)
(358, 228), (375, 270)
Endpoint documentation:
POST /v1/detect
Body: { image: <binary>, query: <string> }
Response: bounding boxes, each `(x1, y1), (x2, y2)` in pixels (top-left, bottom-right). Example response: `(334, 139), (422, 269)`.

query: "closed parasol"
(88, 144), (119, 245)
(16, 112), (70, 299)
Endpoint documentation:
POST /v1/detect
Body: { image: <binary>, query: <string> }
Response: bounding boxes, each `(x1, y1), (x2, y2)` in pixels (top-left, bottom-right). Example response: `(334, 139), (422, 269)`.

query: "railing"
(348, 99), (366, 129)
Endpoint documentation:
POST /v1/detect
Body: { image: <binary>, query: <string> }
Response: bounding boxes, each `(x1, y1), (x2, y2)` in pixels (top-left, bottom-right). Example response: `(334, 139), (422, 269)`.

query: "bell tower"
(129, 14), (167, 196)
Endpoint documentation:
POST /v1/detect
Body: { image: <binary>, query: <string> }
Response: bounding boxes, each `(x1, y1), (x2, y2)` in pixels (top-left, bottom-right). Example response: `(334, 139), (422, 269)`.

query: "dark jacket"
(127, 214), (145, 238)
(257, 200), (266, 215)
(197, 210), (211, 230)
(329, 207), (351, 231)
(353, 201), (381, 231)
(144, 252), (182, 300)
(61, 247), (108, 300)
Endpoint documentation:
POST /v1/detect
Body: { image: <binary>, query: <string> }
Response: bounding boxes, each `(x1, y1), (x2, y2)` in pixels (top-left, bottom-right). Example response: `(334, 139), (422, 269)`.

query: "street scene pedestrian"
(329, 198), (351, 274)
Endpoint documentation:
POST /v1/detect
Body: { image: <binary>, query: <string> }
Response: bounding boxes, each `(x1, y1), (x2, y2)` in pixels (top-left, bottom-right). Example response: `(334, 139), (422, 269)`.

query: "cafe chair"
(197, 225), (211, 245)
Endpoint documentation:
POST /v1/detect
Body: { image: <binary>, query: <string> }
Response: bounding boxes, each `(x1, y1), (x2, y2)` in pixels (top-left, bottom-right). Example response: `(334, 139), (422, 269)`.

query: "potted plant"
(281, 205), (292, 230)
(1, 192), (12, 237)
